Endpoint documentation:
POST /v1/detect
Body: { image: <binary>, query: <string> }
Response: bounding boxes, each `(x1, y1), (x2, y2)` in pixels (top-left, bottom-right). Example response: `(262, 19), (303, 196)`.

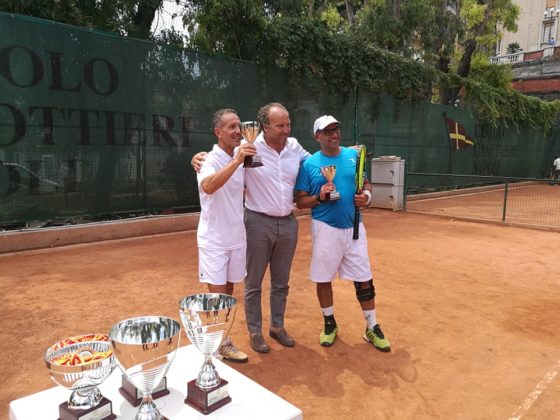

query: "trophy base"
(326, 191), (340, 201)
(243, 155), (263, 168)
(185, 378), (231, 414)
(119, 375), (170, 407)
(58, 397), (116, 420)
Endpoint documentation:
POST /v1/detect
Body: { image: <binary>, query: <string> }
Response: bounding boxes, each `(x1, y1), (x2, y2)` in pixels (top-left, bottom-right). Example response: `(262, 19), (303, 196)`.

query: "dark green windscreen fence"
(1, 12), (559, 225)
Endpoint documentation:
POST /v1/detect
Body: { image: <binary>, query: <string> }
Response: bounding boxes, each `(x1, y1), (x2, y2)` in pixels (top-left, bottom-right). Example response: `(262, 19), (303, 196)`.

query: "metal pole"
(501, 179), (509, 222)
(403, 160), (408, 211)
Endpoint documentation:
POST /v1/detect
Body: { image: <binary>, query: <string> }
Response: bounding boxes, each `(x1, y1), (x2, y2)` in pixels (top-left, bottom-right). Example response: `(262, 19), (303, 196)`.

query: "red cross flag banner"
(445, 117), (475, 151)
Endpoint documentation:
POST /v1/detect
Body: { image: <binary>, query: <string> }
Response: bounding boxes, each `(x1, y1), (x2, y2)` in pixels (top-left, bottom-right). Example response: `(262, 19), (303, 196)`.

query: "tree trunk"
(345, 0), (355, 24)
(456, 38), (477, 78)
(456, 0), (493, 79)
(307, 0), (315, 19)
(393, 0), (401, 19)
(447, 0), (493, 104)
(435, 0), (454, 104)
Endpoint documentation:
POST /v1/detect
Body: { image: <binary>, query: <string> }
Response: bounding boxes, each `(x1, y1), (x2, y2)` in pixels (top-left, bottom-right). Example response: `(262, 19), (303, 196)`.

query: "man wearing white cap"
(295, 115), (391, 351)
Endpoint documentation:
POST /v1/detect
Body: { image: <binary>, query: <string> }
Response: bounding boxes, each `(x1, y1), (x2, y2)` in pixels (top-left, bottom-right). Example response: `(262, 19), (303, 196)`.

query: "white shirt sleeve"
(197, 159), (216, 191)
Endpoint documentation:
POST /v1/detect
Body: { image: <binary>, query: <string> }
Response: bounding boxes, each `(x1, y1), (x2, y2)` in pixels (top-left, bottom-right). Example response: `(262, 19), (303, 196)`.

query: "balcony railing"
(490, 52), (524, 64)
(490, 46), (560, 65)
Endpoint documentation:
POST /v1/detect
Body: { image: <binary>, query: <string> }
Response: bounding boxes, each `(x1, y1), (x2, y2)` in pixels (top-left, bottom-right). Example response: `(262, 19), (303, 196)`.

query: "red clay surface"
(1, 209), (560, 419)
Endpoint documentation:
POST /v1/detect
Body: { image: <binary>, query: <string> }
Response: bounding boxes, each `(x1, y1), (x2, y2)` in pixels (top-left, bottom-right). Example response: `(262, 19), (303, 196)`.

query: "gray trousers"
(244, 209), (298, 333)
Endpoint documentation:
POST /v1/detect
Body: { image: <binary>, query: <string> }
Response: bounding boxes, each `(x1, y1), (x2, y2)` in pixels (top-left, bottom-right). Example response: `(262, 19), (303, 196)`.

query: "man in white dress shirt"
(197, 108), (256, 362)
(243, 103), (310, 353)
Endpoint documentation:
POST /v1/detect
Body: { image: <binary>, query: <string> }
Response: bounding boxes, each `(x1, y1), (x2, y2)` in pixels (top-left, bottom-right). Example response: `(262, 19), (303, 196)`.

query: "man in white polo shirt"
(192, 103), (310, 353)
(197, 108), (256, 363)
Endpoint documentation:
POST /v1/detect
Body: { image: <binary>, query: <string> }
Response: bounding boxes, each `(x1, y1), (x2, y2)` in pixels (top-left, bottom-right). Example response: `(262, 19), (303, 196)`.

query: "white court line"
(509, 360), (560, 420)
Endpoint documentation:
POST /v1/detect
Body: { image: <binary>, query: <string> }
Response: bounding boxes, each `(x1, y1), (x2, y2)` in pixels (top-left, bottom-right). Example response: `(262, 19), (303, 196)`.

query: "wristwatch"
(315, 194), (325, 203)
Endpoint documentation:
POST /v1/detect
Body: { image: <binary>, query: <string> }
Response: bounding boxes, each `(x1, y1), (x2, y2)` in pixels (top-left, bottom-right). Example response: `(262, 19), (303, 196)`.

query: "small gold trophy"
(320, 165), (340, 200)
(241, 121), (263, 168)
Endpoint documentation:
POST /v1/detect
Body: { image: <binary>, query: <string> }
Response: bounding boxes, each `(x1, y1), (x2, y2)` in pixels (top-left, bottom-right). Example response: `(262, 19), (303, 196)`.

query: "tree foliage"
(182, 0), (267, 60)
(0, 0), (163, 39)
(2, 0), (559, 130)
(454, 0), (519, 80)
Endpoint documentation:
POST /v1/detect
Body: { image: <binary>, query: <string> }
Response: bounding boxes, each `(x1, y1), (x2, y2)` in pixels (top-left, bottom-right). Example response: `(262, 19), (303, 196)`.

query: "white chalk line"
(509, 360), (560, 420)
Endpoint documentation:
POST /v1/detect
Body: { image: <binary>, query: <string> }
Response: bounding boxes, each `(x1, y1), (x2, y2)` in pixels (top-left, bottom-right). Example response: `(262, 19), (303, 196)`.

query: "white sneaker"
(219, 339), (248, 363)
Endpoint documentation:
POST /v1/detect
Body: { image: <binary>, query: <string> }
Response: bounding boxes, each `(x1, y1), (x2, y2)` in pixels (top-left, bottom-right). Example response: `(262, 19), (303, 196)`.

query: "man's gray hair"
(256, 102), (288, 128)
(213, 108), (238, 129)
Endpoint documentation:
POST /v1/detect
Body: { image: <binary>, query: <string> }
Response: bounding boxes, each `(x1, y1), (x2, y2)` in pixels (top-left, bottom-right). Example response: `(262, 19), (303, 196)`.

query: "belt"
(247, 209), (293, 219)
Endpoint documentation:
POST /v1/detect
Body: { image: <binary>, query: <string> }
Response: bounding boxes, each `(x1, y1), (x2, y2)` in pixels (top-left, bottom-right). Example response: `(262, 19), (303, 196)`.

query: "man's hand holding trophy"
(240, 121), (263, 167)
(320, 165), (340, 201)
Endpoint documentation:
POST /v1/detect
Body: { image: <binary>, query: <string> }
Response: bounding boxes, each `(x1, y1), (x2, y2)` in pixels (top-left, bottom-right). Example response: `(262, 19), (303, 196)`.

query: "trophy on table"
(179, 293), (238, 414)
(320, 165), (340, 200)
(119, 372), (170, 407)
(241, 121), (263, 167)
(45, 334), (116, 420)
(109, 316), (181, 420)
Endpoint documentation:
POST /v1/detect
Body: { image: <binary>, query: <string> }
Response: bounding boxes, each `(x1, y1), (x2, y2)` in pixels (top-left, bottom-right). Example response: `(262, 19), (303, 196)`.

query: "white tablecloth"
(9, 345), (302, 420)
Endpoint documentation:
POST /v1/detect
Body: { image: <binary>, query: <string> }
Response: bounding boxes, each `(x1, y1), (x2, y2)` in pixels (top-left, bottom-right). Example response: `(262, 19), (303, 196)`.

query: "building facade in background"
(497, 0), (559, 55)
(493, 0), (560, 100)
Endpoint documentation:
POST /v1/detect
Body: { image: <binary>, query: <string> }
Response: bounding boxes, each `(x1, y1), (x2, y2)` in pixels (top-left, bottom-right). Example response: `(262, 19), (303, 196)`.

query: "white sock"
(363, 309), (377, 329)
(321, 306), (334, 317)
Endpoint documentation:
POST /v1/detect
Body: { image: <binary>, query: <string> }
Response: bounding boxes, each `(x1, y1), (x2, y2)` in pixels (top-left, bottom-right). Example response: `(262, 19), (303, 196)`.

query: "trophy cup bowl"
(179, 293), (238, 414)
(45, 334), (116, 420)
(320, 164), (340, 200)
(240, 121), (263, 167)
(109, 316), (181, 420)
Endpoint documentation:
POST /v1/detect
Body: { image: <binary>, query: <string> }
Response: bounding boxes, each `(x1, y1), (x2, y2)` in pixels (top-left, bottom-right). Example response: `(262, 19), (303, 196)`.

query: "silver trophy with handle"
(179, 293), (238, 414)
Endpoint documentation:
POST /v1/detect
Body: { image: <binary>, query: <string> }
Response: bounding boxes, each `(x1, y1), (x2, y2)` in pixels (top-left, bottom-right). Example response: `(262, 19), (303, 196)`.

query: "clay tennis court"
(1, 209), (559, 419)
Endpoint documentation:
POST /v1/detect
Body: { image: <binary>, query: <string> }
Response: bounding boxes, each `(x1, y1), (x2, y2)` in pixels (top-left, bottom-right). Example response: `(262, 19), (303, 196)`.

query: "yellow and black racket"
(353, 145), (367, 240)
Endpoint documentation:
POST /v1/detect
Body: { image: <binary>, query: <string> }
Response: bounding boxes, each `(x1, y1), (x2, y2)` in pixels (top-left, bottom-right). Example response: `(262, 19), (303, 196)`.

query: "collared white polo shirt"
(197, 144), (245, 250)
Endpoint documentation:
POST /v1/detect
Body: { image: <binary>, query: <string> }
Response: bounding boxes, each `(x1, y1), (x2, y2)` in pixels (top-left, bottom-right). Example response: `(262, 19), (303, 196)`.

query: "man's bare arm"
(295, 182), (334, 209)
(200, 144), (256, 194)
(191, 151), (208, 172)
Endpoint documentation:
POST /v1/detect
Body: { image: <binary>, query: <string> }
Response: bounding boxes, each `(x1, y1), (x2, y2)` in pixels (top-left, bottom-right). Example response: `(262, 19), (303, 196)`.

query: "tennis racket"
(353, 145), (367, 240)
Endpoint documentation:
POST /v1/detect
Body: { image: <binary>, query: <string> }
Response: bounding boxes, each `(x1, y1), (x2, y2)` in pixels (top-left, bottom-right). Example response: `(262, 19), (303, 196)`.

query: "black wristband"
(315, 194), (325, 203)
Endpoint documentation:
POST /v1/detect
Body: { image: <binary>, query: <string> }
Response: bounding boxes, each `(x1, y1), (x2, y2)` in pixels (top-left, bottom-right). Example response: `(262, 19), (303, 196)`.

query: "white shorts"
(198, 246), (246, 285)
(310, 219), (373, 283)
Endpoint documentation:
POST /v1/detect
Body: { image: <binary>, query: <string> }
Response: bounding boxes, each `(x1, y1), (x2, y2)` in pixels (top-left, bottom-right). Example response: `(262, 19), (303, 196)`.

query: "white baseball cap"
(313, 115), (340, 134)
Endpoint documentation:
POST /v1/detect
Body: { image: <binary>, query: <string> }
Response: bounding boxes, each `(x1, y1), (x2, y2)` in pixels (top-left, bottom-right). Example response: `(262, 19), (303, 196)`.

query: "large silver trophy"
(179, 293), (238, 414)
(45, 334), (116, 420)
(109, 316), (181, 420)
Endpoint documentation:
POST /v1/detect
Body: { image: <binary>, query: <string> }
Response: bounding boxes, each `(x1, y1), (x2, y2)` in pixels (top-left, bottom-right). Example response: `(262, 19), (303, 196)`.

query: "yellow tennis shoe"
(320, 317), (338, 347)
(364, 324), (391, 352)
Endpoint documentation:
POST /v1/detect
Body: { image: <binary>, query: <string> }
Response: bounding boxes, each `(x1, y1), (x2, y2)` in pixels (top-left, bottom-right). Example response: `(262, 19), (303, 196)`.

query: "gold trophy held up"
(320, 165), (340, 201)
